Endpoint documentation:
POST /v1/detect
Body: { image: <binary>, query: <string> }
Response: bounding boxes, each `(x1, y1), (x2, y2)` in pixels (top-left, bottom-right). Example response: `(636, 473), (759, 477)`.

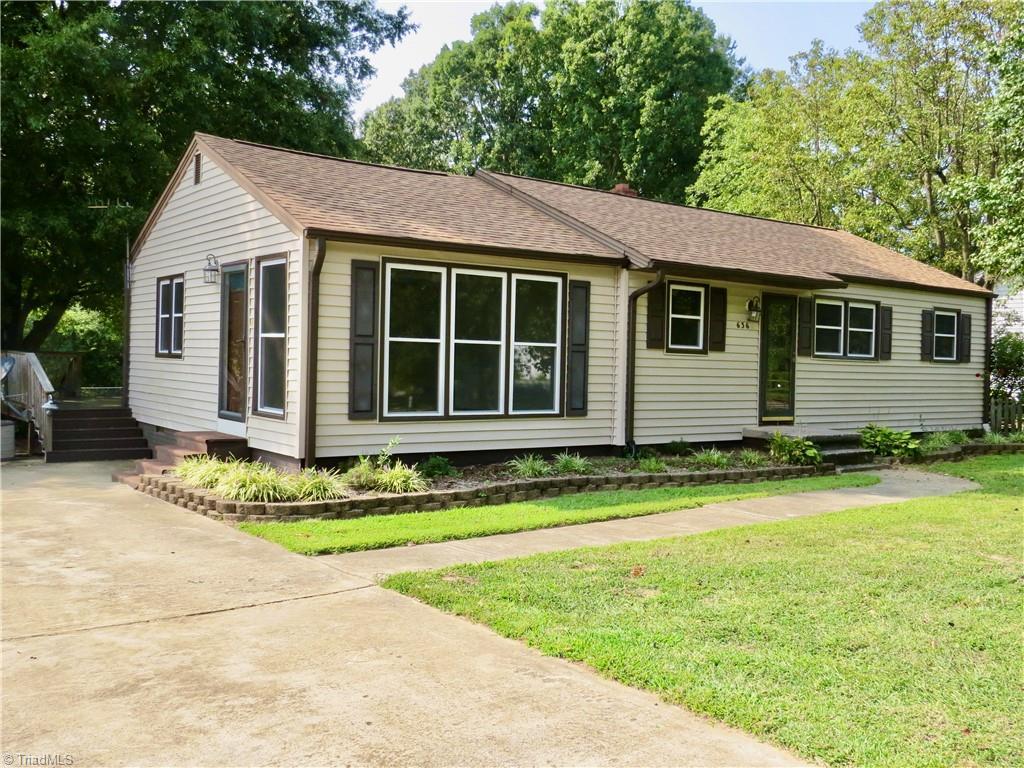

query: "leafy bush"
(552, 451), (594, 475)
(342, 456), (379, 490)
(860, 424), (921, 458)
(175, 454), (238, 489)
(506, 454), (552, 478)
(214, 462), (294, 503)
(636, 456), (667, 473)
(418, 455), (459, 478)
(689, 447), (732, 469)
(768, 433), (822, 466)
(36, 303), (123, 387)
(290, 467), (349, 501)
(737, 448), (769, 468)
(663, 439), (691, 456)
(374, 460), (429, 494)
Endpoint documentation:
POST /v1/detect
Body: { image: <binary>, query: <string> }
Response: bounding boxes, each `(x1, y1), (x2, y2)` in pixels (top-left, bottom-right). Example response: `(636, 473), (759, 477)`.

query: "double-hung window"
(450, 269), (506, 415)
(156, 275), (184, 357)
(384, 263), (446, 416)
(510, 275), (562, 413)
(667, 284), (705, 351)
(814, 299), (845, 356)
(933, 310), (958, 361)
(846, 303), (876, 358)
(256, 257), (287, 415)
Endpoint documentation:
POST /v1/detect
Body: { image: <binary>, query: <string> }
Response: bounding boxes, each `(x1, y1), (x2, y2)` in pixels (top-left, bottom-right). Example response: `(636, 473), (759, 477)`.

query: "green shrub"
(418, 455), (459, 478)
(663, 439), (690, 456)
(768, 433), (822, 466)
(175, 455), (238, 489)
(374, 460), (429, 494)
(342, 456), (379, 490)
(636, 456), (667, 473)
(1007, 430), (1024, 442)
(860, 424), (921, 458)
(946, 430), (971, 445)
(214, 462), (294, 503)
(290, 467), (348, 501)
(552, 451), (594, 475)
(689, 447), (732, 470)
(920, 430), (970, 453)
(737, 448), (769, 468)
(991, 330), (1024, 399)
(506, 454), (552, 478)
(981, 431), (1009, 444)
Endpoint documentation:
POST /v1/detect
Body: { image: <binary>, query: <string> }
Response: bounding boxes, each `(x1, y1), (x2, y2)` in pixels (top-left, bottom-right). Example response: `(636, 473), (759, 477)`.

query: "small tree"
(991, 330), (1024, 400)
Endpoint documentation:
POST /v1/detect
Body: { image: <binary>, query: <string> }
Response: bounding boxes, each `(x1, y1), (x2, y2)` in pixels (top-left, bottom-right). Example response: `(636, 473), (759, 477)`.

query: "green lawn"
(386, 455), (1024, 768)
(240, 473), (877, 555)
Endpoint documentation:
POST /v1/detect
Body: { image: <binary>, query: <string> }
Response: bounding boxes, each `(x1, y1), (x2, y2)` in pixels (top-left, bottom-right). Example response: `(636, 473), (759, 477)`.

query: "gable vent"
(193, 153), (202, 185)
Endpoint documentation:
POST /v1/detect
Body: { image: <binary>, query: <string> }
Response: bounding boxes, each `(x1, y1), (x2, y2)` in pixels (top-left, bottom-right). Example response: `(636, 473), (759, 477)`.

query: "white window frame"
(256, 257), (287, 416)
(383, 262), (447, 417)
(933, 310), (958, 362)
(449, 268), (507, 416)
(814, 298), (845, 357)
(509, 274), (562, 415)
(846, 302), (876, 359)
(667, 284), (705, 351)
(157, 276), (184, 355)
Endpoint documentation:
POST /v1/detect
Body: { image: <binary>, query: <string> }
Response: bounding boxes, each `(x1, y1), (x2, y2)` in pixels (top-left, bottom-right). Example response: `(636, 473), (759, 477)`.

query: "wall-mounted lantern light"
(202, 254), (219, 284)
(746, 296), (762, 323)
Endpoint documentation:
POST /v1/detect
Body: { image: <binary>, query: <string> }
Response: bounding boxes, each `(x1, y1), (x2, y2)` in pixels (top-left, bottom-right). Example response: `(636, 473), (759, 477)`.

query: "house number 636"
(735, 321), (751, 329)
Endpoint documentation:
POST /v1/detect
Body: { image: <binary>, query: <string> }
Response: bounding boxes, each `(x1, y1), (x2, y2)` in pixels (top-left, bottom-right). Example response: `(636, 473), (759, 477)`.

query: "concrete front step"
(838, 462), (893, 473)
(819, 447), (875, 466)
(154, 444), (204, 464)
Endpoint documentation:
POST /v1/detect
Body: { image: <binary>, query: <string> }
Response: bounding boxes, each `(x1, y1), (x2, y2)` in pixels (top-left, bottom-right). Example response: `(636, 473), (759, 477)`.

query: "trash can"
(1, 419), (15, 460)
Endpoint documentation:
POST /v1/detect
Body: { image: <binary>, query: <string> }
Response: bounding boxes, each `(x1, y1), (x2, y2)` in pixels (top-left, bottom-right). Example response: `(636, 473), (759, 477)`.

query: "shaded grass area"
(240, 473), (877, 555)
(385, 455), (1024, 768)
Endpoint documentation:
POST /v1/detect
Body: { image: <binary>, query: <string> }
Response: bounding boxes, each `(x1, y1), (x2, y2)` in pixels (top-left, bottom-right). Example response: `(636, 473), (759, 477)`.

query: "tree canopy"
(1, 0), (411, 349)
(361, 0), (739, 201)
(688, 0), (1022, 283)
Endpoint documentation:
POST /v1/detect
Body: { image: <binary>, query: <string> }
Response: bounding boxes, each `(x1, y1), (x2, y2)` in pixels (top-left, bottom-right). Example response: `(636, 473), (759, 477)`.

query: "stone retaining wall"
(910, 443), (1024, 464)
(137, 463), (838, 523)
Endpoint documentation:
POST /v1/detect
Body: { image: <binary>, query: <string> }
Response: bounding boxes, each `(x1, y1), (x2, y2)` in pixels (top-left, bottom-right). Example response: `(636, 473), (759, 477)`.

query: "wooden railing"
(990, 396), (1023, 433)
(1, 350), (57, 453)
(37, 351), (83, 399)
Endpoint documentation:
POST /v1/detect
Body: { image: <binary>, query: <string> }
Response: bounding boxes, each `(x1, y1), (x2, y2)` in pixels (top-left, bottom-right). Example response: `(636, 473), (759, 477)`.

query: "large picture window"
(156, 275), (184, 357)
(667, 284), (705, 351)
(381, 261), (564, 419)
(256, 257), (287, 415)
(846, 302), (876, 358)
(814, 299), (844, 356)
(933, 310), (958, 361)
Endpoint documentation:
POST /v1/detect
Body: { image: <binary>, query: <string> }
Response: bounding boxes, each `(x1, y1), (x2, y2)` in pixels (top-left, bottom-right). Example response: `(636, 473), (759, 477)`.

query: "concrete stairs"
(742, 426), (891, 472)
(48, 407), (152, 464)
(112, 430), (248, 488)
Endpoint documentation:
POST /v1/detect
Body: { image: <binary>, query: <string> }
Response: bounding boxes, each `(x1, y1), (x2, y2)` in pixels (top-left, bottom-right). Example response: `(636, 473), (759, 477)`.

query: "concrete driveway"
(0, 461), (815, 767)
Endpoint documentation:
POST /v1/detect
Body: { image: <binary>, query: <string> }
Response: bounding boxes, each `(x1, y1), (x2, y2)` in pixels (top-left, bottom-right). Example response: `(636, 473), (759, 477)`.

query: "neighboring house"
(993, 284), (1024, 335)
(127, 133), (993, 468)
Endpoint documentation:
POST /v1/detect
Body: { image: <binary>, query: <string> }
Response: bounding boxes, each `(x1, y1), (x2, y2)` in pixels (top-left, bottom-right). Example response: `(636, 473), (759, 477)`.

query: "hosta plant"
(768, 433), (822, 466)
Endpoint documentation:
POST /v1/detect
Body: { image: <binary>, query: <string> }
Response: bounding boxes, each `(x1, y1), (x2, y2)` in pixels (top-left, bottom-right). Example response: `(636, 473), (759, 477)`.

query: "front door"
(759, 293), (796, 423)
(219, 264), (247, 424)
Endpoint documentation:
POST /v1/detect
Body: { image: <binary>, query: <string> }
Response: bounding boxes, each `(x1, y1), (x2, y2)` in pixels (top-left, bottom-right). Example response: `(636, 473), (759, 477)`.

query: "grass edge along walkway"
(384, 455), (1023, 768)
(240, 472), (878, 555)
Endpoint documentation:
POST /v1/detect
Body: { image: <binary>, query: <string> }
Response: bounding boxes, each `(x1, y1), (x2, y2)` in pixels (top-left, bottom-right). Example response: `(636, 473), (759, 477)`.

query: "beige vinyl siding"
(315, 242), (620, 457)
(129, 153), (304, 457)
(795, 283), (986, 431)
(632, 274), (761, 444)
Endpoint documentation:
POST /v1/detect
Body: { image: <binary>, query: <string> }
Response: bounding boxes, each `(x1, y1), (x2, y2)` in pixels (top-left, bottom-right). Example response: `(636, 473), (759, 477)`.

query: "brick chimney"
(610, 182), (638, 197)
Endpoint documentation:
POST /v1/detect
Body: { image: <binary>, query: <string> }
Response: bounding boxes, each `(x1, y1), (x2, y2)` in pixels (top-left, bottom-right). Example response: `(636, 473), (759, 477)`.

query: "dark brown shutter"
(921, 309), (934, 361)
(646, 284), (665, 349)
(958, 313), (971, 363)
(566, 280), (590, 416)
(878, 305), (893, 360)
(708, 287), (727, 352)
(797, 297), (814, 356)
(348, 260), (379, 420)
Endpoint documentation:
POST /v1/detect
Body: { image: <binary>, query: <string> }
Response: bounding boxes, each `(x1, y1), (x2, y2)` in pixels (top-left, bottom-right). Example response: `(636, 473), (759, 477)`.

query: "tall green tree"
(361, 0), (738, 200)
(1, 0), (410, 349)
(689, 0), (1021, 281)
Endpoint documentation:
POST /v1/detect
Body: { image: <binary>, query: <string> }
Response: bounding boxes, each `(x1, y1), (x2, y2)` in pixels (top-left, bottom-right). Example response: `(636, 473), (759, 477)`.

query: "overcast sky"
(353, 1), (873, 119)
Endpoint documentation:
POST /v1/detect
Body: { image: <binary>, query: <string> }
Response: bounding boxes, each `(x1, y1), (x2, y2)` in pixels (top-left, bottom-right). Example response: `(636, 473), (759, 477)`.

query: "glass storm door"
(219, 265), (247, 420)
(759, 293), (796, 422)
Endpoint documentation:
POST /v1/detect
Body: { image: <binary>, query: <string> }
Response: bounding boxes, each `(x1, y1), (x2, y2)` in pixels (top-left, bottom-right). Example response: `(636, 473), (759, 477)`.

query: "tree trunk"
(20, 298), (71, 351)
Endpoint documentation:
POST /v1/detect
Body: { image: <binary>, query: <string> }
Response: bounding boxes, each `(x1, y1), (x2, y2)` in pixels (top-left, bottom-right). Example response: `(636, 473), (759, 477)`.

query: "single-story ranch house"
(126, 133), (992, 468)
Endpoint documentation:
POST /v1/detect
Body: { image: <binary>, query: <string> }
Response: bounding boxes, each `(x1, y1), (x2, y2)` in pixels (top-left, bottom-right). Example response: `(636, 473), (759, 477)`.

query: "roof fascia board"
(474, 169), (650, 268)
(830, 272), (993, 299)
(646, 260), (848, 290)
(308, 228), (629, 268)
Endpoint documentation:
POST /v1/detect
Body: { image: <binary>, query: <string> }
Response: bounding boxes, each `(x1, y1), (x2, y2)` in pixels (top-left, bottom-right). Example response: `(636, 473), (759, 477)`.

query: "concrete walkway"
(323, 468), (975, 580)
(1, 462), (972, 766)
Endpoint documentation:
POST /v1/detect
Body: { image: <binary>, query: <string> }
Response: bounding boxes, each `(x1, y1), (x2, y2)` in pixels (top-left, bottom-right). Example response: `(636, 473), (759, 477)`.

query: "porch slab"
(742, 425), (863, 444)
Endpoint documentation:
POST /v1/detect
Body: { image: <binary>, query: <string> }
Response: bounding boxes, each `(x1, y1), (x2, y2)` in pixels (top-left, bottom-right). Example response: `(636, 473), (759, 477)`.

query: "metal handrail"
(1, 350), (57, 453)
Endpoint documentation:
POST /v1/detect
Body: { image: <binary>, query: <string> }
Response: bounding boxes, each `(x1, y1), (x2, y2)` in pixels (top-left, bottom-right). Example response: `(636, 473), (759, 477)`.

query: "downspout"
(303, 236), (327, 466)
(625, 268), (666, 454)
(983, 295), (993, 426)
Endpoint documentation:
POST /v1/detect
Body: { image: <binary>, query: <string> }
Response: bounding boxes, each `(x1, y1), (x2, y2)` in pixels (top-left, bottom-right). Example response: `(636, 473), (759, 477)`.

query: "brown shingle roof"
(490, 172), (989, 296)
(197, 134), (623, 262)
(186, 133), (987, 296)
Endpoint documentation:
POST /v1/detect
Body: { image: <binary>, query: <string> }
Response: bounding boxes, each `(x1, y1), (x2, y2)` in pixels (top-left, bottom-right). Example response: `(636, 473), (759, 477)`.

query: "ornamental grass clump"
(737, 448), (769, 468)
(214, 461), (295, 503)
(175, 454), (239, 489)
(506, 454), (552, 478)
(636, 456), (667, 473)
(552, 451), (594, 475)
(289, 467), (349, 501)
(689, 447), (732, 470)
(374, 459), (429, 494)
